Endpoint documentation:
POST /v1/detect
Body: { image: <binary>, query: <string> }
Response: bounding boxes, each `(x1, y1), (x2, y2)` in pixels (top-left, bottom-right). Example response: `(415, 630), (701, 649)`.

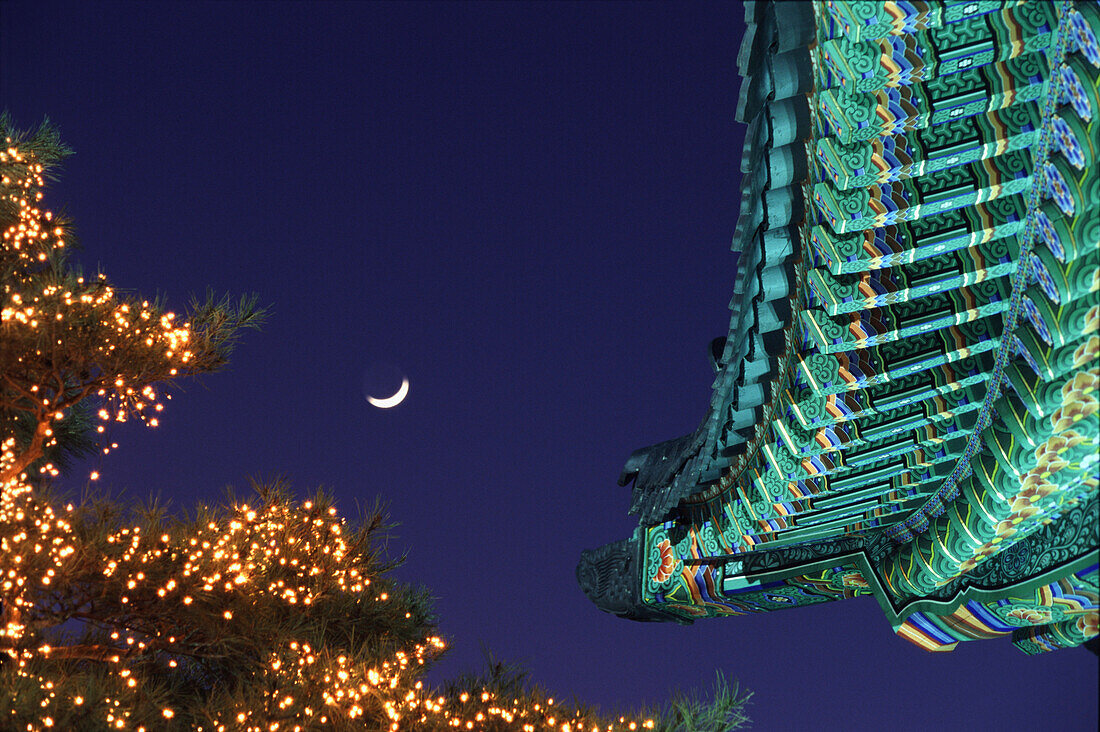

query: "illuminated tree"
(0, 114), (264, 487)
(1, 477), (749, 731)
(1, 118), (749, 731)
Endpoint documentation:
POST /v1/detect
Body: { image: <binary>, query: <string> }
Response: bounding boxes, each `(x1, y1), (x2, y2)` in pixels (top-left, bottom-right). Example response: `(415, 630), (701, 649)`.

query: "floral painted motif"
(1073, 336), (1099, 368)
(1037, 430), (1088, 460)
(651, 539), (678, 585)
(1012, 474), (1060, 511)
(1007, 607), (1053, 626)
(958, 543), (1000, 575)
(1076, 612), (1099, 638)
(1032, 431), (1087, 475)
(952, 392), (1096, 583)
(1050, 370), (1098, 433)
(994, 505), (1041, 542)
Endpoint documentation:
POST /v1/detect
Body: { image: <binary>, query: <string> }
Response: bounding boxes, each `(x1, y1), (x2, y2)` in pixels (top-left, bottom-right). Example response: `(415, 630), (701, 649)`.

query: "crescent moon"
(366, 377), (409, 409)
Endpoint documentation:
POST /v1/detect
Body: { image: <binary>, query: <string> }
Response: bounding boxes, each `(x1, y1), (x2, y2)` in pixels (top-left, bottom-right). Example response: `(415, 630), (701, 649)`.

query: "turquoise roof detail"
(577, 0), (1100, 655)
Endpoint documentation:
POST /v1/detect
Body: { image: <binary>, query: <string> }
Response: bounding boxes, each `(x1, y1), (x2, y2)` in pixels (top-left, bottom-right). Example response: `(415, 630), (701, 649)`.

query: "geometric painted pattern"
(578, 0), (1100, 655)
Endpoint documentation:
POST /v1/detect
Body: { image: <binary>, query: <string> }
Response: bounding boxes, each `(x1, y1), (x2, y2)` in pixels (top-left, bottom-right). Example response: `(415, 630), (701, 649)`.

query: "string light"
(2, 476), (657, 730)
(0, 150), (186, 487)
(1, 133), (657, 730)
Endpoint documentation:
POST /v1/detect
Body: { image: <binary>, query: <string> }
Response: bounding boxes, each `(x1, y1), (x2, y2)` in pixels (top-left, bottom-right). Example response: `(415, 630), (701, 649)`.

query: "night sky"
(2, 2), (1097, 729)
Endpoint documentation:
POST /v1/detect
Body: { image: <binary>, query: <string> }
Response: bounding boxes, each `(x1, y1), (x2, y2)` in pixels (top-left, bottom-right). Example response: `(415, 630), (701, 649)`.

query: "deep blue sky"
(2, 2), (1096, 729)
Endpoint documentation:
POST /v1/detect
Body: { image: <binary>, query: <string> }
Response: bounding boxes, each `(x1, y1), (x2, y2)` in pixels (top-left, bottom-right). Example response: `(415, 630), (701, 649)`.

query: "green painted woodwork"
(577, 0), (1100, 654)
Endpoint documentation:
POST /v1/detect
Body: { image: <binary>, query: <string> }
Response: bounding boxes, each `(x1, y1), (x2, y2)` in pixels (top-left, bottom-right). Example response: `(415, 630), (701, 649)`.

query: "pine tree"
(0, 113), (264, 487)
(1, 118), (749, 731)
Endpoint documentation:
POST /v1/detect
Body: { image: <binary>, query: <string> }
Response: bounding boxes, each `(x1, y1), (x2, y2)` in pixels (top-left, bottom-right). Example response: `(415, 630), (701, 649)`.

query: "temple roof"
(579, 0), (1100, 655)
